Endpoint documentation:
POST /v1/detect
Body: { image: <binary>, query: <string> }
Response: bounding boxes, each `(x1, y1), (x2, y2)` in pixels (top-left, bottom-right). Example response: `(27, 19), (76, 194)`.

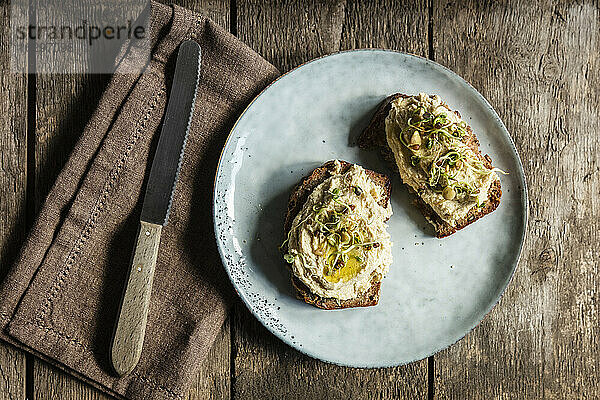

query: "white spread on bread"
(284, 162), (392, 301)
(385, 93), (500, 226)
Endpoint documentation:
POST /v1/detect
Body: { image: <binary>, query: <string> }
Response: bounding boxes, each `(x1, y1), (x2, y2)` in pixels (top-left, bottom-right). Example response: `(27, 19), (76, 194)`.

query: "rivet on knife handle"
(111, 221), (162, 376)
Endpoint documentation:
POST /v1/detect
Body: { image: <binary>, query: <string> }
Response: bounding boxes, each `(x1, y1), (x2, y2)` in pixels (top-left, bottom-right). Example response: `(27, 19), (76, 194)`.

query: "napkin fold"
(0, 2), (278, 399)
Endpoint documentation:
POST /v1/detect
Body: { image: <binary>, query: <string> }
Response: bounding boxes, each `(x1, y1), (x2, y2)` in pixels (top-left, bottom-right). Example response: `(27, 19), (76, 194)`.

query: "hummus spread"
(385, 93), (500, 226)
(284, 162), (393, 301)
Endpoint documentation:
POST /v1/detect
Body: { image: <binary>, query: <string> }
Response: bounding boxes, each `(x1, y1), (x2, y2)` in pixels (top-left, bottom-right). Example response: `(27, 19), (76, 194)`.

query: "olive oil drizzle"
(281, 185), (381, 280)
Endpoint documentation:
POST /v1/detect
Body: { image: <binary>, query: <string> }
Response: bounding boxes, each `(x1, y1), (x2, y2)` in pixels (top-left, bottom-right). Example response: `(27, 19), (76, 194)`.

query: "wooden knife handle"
(111, 220), (162, 376)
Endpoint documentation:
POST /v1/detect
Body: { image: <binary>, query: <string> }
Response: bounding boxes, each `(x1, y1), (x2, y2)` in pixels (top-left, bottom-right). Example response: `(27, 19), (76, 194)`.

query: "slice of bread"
(283, 160), (391, 309)
(358, 94), (502, 238)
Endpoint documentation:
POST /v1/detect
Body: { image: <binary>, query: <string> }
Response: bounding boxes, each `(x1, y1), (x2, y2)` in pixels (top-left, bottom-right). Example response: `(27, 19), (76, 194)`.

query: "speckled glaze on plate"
(213, 50), (527, 367)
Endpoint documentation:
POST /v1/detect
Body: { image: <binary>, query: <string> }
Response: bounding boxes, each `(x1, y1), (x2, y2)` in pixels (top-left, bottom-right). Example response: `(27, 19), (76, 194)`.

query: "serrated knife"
(110, 40), (201, 376)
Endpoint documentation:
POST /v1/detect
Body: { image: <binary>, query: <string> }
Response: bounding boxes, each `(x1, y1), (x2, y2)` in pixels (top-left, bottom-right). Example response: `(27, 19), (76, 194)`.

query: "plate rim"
(212, 48), (529, 368)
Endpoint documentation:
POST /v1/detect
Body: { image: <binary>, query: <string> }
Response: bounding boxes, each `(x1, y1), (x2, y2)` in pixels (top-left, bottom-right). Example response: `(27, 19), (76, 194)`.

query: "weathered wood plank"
(432, 1), (600, 398)
(234, 1), (429, 399)
(233, 304), (428, 400)
(33, 0), (231, 398)
(339, 0), (429, 55)
(173, 0), (229, 26)
(0, 0), (28, 398)
(33, 363), (112, 400)
(237, 0), (348, 72)
(187, 318), (231, 400)
(0, 345), (26, 400)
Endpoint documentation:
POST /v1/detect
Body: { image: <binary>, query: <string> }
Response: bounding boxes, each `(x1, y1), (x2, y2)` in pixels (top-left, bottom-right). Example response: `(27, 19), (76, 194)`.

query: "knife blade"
(110, 40), (201, 376)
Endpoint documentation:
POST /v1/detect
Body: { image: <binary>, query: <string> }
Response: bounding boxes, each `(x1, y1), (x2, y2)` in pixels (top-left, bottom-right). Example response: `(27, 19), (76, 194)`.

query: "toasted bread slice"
(358, 94), (502, 238)
(283, 160), (391, 309)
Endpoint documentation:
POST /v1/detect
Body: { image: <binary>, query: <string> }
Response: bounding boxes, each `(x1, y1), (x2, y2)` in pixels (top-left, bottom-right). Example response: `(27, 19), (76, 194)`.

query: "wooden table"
(1, 0), (599, 398)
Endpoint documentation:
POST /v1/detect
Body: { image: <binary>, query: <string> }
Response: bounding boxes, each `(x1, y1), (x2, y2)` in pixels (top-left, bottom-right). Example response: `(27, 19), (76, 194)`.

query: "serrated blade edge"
(140, 40), (201, 225)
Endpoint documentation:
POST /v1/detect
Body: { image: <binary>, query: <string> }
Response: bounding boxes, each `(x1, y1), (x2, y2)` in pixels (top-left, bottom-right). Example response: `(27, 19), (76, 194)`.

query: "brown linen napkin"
(0, 2), (279, 399)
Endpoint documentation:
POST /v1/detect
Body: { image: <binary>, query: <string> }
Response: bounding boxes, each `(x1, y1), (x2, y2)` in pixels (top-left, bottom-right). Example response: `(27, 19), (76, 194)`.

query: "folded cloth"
(0, 2), (278, 399)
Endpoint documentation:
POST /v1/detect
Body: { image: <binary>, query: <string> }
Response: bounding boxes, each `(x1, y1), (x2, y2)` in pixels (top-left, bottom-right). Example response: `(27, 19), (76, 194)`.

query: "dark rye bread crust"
(283, 160), (391, 310)
(358, 94), (502, 238)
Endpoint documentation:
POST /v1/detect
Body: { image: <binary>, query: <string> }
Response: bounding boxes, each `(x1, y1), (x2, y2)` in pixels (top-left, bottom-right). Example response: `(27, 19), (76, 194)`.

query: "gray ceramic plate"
(214, 50), (527, 367)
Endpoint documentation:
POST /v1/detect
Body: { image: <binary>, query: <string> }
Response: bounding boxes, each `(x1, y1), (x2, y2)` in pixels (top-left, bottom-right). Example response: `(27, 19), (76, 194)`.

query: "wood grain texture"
(339, 0), (429, 55)
(232, 305), (428, 400)
(0, 345), (25, 400)
(432, 1), (600, 398)
(169, 0), (229, 27)
(187, 317), (231, 400)
(112, 222), (162, 376)
(234, 2), (429, 399)
(33, 364), (112, 400)
(237, 0), (348, 72)
(0, 0), (28, 398)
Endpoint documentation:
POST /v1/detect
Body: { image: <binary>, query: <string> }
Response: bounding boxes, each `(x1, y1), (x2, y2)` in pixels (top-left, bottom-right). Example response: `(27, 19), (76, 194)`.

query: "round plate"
(214, 50), (527, 367)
